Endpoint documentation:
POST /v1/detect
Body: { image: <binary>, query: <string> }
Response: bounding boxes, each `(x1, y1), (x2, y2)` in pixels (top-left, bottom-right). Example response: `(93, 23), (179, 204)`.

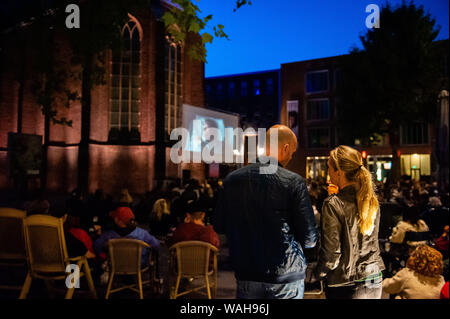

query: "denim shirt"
(94, 227), (160, 266)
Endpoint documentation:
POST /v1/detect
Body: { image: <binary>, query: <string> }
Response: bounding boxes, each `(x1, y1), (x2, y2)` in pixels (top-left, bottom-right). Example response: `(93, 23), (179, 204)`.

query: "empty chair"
(19, 214), (97, 299)
(0, 208), (27, 292)
(169, 240), (218, 299)
(105, 239), (154, 299)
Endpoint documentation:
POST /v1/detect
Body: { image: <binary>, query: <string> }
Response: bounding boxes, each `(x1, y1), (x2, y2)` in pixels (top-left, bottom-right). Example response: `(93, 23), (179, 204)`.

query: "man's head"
(265, 124), (298, 167)
(185, 201), (206, 225)
(110, 206), (135, 228)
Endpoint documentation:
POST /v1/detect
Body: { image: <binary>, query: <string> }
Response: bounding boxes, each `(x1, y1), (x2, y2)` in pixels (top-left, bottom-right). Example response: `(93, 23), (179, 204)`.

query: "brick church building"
(0, 0), (205, 195)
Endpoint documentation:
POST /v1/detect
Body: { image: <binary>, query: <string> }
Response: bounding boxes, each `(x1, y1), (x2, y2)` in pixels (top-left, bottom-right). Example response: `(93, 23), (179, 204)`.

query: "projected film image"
(189, 116), (225, 153)
(182, 104), (239, 155)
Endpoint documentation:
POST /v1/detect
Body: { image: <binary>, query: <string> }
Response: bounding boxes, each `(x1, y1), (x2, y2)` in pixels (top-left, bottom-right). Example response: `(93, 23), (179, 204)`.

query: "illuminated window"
(400, 154), (431, 176)
(110, 19), (141, 142)
(164, 37), (183, 137)
(253, 79), (260, 96)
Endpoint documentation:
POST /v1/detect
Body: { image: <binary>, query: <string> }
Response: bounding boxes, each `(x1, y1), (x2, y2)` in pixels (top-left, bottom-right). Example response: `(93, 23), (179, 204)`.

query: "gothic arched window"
(164, 37), (183, 138)
(109, 19), (141, 143)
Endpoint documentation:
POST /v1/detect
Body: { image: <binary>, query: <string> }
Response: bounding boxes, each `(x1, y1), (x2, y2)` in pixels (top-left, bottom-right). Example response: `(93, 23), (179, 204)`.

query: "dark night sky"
(1, 1), (448, 78)
(198, 0), (449, 77)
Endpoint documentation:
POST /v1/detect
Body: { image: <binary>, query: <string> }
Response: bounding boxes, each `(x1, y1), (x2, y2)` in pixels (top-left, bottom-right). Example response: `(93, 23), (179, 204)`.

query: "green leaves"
(234, 0), (252, 12)
(162, 0), (247, 62)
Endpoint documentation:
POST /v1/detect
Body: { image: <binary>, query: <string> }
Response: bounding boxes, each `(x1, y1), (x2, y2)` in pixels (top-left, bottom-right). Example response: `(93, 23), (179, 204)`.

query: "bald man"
(213, 125), (318, 299)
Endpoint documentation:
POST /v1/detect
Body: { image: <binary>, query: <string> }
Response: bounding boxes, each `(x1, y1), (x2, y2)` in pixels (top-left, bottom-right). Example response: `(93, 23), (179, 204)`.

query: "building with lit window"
(281, 39), (449, 184)
(0, 1), (205, 195)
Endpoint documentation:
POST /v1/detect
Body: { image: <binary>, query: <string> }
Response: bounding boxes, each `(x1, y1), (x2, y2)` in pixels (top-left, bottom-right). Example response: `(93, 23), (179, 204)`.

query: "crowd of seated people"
(0, 174), (447, 299)
(0, 178), (224, 297)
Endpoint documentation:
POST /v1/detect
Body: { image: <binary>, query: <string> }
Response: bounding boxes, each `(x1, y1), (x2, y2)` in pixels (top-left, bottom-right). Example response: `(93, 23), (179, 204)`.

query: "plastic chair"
(0, 208), (27, 291)
(105, 238), (154, 299)
(169, 240), (218, 299)
(19, 214), (97, 299)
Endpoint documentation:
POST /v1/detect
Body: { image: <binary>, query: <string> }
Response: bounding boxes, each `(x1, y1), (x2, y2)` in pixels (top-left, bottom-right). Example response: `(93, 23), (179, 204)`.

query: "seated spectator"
(389, 206), (429, 252)
(169, 201), (220, 249)
(382, 245), (445, 299)
(149, 198), (173, 237)
(94, 207), (160, 266)
(63, 211), (96, 259)
(435, 225), (449, 259)
(24, 189), (50, 216)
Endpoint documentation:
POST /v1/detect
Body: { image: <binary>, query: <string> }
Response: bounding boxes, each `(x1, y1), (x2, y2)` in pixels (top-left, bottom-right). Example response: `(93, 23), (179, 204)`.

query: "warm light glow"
(257, 147), (265, 156)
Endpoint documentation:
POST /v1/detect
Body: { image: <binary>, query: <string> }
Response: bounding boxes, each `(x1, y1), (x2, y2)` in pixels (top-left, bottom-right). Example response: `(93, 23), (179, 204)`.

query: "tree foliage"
(162, 0), (250, 62)
(338, 1), (442, 146)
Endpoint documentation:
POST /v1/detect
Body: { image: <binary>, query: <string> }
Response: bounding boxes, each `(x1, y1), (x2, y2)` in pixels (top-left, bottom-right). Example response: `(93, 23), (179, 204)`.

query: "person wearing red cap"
(94, 206), (160, 266)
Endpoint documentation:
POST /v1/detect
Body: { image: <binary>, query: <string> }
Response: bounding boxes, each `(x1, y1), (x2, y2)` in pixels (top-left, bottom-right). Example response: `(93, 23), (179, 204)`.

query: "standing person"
(314, 145), (385, 299)
(213, 125), (318, 299)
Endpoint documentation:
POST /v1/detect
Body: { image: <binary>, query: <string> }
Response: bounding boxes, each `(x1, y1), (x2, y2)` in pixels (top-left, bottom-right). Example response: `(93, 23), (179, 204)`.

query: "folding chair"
(169, 241), (218, 299)
(105, 238), (154, 299)
(0, 208), (27, 292)
(19, 214), (97, 299)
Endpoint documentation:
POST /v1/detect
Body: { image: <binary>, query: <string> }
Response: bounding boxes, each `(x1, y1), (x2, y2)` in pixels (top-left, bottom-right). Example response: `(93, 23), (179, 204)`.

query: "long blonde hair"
(151, 198), (170, 221)
(329, 145), (379, 236)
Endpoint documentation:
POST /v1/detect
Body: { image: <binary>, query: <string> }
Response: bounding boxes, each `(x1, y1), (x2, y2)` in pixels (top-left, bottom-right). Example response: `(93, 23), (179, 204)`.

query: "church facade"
(0, 1), (205, 195)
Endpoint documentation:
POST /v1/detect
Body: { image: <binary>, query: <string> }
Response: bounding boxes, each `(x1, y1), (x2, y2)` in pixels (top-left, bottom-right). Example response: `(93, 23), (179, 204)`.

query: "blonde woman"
(149, 198), (172, 237)
(315, 145), (385, 299)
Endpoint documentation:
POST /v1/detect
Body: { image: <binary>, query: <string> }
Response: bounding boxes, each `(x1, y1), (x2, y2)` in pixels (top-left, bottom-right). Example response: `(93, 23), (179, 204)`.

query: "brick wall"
(89, 144), (155, 195)
(0, 7), (205, 193)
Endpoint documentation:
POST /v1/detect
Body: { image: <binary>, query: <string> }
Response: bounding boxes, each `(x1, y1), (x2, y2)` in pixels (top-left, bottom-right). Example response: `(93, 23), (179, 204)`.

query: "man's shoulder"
(132, 227), (151, 237)
(225, 163), (305, 184)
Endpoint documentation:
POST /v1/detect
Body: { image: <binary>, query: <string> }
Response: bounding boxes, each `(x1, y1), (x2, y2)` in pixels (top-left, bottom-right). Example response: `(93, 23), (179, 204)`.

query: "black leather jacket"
(316, 185), (385, 286)
(213, 161), (318, 283)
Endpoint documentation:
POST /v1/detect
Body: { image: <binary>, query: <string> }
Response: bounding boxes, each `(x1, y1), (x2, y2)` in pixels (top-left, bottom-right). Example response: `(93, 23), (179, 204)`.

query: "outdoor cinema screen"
(182, 104), (240, 154)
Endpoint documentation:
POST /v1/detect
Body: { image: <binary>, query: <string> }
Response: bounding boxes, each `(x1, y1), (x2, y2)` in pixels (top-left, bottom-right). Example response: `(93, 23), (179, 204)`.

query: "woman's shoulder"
(323, 194), (343, 206)
(322, 194), (345, 214)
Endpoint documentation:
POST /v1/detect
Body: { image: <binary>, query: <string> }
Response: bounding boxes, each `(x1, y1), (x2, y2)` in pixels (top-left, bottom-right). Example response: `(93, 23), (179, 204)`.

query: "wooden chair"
(169, 241), (218, 299)
(105, 238), (154, 299)
(0, 208), (27, 292)
(19, 214), (97, 299)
